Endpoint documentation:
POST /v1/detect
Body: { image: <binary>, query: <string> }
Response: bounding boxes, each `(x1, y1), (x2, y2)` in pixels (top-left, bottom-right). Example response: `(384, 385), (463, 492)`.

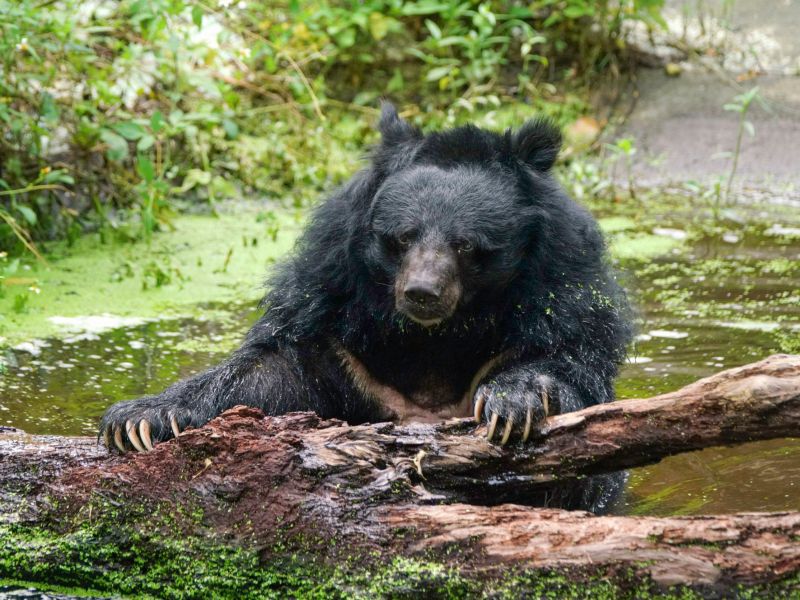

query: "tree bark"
(1, 354), (799, 595)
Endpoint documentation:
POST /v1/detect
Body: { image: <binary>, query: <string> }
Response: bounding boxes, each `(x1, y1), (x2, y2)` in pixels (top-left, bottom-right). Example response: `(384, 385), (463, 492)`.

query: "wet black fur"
(101, 104), (633, 510)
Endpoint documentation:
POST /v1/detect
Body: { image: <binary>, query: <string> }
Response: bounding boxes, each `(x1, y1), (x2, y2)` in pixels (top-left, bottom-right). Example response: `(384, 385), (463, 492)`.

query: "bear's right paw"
(473, 372), (554, 445)
(98, 397), (190, 453)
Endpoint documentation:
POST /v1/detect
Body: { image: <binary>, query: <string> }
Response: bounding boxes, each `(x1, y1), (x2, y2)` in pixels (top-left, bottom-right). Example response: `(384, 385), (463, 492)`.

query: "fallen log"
(1, 354), (799, 597)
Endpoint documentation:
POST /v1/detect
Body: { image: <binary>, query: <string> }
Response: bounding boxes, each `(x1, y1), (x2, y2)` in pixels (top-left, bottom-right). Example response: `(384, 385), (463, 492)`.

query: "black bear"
(101, 104), (632, 481)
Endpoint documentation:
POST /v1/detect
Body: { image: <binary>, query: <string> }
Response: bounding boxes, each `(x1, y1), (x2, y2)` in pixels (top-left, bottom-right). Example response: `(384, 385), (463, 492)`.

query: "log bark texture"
(1, 354), (799, 595)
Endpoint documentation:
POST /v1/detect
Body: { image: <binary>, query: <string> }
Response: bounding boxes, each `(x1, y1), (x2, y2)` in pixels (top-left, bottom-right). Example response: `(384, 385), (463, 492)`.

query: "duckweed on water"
(0, 209), (302, 346)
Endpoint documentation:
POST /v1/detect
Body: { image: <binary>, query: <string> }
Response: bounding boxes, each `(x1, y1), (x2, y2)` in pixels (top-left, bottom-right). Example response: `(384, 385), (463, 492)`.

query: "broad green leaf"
(369, 12), (391, 40)
(40, 92), (59, 123)
(222, 118), (239, 139)
(42, 169), (74, 185)
(425, 65), (453, 82)
(112, 121), (145, 141)
(100, 129), (129, 161)
(334, 27), (356, 48)
(16, 205), (37, 226)
(137, 135), (155, 151)
(150, 111), (165, 133)
(137, 155), (155, 182)
(191, 5), (203, 28)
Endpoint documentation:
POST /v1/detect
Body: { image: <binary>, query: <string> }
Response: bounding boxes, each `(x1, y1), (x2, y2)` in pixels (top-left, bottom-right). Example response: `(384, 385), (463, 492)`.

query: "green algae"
(610, 233), (684, 260)
(0, 207), (303, 347)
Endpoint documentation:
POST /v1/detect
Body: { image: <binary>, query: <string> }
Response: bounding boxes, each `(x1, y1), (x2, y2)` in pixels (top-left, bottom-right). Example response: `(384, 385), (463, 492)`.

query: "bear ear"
(378, 101), (421, 144)
(510, 118), (562, 172)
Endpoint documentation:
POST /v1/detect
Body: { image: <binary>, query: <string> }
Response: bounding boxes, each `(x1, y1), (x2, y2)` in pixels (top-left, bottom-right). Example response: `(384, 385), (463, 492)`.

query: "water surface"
(1, 214), (798, 516)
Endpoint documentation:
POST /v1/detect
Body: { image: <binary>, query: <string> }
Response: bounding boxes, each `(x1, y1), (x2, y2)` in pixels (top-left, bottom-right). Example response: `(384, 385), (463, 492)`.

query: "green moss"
(3, 518), (799, 599)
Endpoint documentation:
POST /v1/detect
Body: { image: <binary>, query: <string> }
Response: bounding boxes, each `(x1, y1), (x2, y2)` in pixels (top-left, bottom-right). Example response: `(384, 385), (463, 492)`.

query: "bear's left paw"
(473, 372), (554, 445)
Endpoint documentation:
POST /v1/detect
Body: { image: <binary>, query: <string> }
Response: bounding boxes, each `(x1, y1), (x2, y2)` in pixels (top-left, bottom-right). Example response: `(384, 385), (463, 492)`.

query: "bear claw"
(139, 420), (154, 451)
(126, 419), (146, 452)
(113, 426), (125, 452)
(522, 407), (533, 442)
(486, 412), (499, 440)
(170, 414), (181, 438)
(473, 393), (485, 424)
(500, 418), (514, 445)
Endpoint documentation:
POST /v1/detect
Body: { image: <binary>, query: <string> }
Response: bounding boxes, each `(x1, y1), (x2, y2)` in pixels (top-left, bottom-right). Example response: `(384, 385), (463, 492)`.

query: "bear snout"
(395, 244), (461, 325)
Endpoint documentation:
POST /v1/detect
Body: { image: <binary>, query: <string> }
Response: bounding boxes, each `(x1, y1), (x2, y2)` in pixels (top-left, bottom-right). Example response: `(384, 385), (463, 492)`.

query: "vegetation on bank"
(0, 0), (666, 256)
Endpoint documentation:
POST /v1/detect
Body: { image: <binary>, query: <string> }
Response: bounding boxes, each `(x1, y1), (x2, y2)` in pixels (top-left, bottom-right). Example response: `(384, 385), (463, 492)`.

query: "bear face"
(367, 164), (533, 325)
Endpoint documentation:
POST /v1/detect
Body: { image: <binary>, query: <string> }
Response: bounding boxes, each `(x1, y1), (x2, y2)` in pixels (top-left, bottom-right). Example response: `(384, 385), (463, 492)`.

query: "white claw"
(541, 387), (550, 417)
(522, 407), (533, 442)
(474, 392), (485, 423)
(170, 414), (181, 438)
(126, 419), (146, 453)
(113, 427), (126, 452)
(139, 420), (154, 451)
(486, 412), (499, 441)
(500, 418), (514, 446)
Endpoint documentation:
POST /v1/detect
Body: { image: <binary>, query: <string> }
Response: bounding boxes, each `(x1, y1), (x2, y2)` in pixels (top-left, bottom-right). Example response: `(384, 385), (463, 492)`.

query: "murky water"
(1, 225), (798, 516)
(0, 305), (261, 436)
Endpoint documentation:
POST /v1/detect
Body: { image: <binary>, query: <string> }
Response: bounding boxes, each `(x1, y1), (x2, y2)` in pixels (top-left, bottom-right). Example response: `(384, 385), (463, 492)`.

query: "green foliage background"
(0, 0), (664, 254)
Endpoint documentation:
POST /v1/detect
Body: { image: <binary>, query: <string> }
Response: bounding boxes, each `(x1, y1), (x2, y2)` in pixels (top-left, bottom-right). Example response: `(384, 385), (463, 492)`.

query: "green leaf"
(743, 120), (755, 136)
(16, 205), (37, 226)
(191, 5), (203, 28)
(222, 118), (239, 139)
(401, 2), (449, 16)
(100, 129), (129, 161)
(334, 27), (356, 48)
(137, 135), (155, 151)
(112, 122), (145, 141)
(150, 111), (165, 133)
(42, 169), (74, 185)
(564, 5), (593, 19)
(369, 12), (393, 40)
(176, 168), (212, 193)
(137, 155), (155, 182)
(425, 65), (453, 82)
(40, 92), (59, 123)
(424, 19), (442, 39)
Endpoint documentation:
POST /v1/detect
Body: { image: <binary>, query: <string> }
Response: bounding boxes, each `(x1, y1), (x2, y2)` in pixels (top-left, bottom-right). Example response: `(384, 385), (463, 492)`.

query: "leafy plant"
(1, 0), (666, 256)
(721, 86), (762, 203)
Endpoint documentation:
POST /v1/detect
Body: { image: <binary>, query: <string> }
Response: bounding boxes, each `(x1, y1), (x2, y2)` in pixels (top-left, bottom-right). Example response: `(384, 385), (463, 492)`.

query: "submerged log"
(1, 354), (799, 596)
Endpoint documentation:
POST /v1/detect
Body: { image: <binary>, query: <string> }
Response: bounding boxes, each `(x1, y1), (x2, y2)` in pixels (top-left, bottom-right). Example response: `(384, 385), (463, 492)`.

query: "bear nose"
(404, 285), (441, 306)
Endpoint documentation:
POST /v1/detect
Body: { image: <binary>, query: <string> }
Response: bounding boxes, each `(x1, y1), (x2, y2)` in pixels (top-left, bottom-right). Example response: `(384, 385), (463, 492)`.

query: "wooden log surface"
(1, 354), (799, 593)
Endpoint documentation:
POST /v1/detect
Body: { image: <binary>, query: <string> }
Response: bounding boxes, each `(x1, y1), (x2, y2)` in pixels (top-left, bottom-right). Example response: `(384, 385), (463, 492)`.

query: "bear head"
(364, 102), (564, 327)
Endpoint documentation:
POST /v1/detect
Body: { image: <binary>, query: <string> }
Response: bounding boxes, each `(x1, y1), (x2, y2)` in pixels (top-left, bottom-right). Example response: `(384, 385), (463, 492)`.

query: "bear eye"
(456, 239), (474, 254)
(397, 232), (415, 248)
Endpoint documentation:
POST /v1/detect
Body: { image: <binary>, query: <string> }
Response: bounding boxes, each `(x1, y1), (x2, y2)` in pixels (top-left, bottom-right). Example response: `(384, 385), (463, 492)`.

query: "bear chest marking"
(337, 346), (508, 424)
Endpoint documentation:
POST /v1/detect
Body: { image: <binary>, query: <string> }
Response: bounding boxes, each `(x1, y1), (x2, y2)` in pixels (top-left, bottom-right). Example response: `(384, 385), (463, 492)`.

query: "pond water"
(1, 212), (798, 516)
